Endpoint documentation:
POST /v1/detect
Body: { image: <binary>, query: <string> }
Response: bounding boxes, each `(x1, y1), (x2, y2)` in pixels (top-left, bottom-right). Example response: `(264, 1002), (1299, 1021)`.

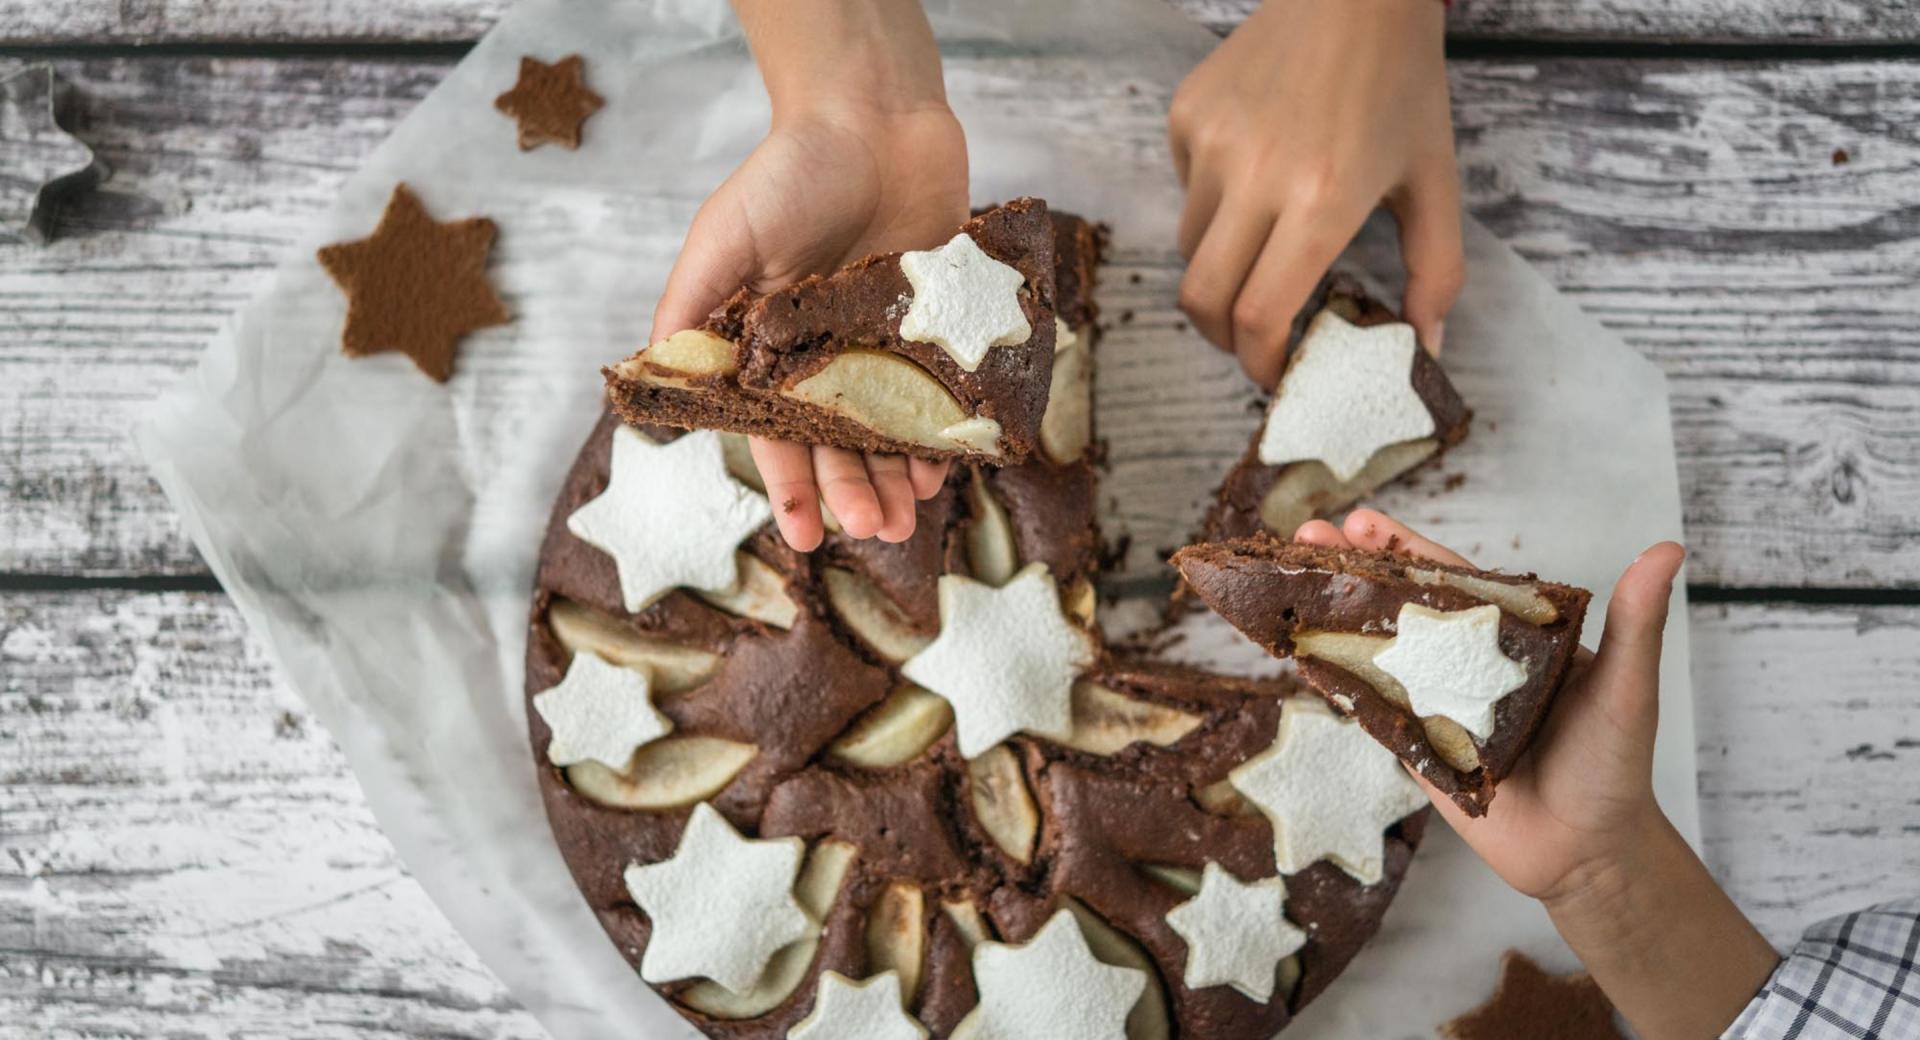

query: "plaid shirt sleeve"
(1723, 897), (1920, 1040)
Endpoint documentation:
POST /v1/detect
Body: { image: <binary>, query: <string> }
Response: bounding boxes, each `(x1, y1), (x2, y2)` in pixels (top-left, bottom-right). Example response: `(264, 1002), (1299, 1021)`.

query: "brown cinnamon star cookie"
(494, 55), (604, 151)
(1439, 951), (1623, 1040)
(316, 183), (511, 383)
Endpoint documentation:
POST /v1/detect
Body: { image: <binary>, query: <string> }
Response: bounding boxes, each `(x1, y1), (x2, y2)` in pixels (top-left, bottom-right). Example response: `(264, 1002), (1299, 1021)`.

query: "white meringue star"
(1256, 309), (1437, 481)
(900, 563), (1096, 758)
(532, 650), (672, 769)
(623, 803), (813, 994)
(789, 971), (928, 1040)
(1374, 603), (1529, 740)
(899, 232), (1032, 371)
(567, 427), (771, 613)
(960, 909), (1146, 1040)
(1229, 698), (1427, 885)
(1164, 862), (1307, 1003)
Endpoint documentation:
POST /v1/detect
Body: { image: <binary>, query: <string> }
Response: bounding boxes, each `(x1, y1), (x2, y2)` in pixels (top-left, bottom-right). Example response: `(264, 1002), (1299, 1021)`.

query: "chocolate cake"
(1205, 273), (1471, 542)
(1172, 537), (1592, 816)
(605, 198), (1059, 463)
(525, 216), (1432, 1037)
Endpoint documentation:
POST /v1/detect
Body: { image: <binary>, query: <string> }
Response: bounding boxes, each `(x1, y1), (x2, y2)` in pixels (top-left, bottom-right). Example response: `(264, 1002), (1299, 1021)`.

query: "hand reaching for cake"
(649, 0), (969, 551)
(1167, 0), (1464, 387)
(1295, 509), (1778, 1040)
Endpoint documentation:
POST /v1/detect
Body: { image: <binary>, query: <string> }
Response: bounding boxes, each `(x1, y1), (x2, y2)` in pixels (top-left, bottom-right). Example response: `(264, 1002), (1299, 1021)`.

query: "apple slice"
(692, 551), (798, 629)
(822, 566), (933, 664)
(968, 746), (1040, 864)
(1138, 864), (1202, 898)
(1057, 682), (1203, 757)
(1294, 629), (1482, 772)
(678, 838), (856, 1018)
(615, 329), (739, 389)
(1257, 438), (1438, 538)
(1040, 320), (1093, 465)
(965, 467), (1019, 586)
(1406, 566), (1560, 625)
(943, 900), (991, 948)
(1064, 576), (1097, 626)
(546, 600), (721, 694)
(1064, 899), (1171, 1040)
(1194, 778), (1256, 817)
(782, 349), (1002, 457)
(565, 735), (757, 811)
(866, 881), (927, 1004)
(828, 684), (954, 769)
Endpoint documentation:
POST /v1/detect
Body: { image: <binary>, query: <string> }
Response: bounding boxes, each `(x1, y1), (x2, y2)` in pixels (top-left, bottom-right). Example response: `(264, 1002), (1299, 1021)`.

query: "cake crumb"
(1832, 147), (1850, 165)
(1119, 309), (1135, 324)
(1442, 473), (1468, 492)
(781, 496), (799, 514)
(1129, 272), (1142, 284)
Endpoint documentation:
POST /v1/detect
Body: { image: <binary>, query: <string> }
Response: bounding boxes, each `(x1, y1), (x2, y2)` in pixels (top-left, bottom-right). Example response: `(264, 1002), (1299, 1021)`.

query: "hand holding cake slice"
(1172, 537), (1592, 816)
(606, 198), (1058, 463)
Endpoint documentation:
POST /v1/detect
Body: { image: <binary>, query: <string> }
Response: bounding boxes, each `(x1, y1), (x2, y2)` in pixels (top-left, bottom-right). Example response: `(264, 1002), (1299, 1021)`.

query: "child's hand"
(1297, 509), (1775, 1039)
(1168, 0), (1463, 386)
(650, 0), (966, 552)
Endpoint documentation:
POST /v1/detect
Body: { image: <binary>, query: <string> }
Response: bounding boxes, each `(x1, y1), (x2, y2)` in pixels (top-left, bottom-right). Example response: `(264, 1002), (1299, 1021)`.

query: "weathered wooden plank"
(5, 590), (1915, 1036)
(2, 0), (1916, 46)
(1, 55), (1915, 585)
(0, 589), (546, 1039)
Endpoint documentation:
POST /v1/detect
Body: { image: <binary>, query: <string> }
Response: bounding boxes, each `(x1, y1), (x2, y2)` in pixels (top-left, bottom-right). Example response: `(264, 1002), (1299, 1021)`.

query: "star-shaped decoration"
(789, 971), (928, 1040)
(1439, 951), (1623, 1040)
(532, 650), (672, 770)
(0, 64), (104, 245)
(900, 562), (1096, 757)
(493, 54), (604, 151)
(567, 427), (773, 613)
(1374, 603), (1528, 741)
(316, 183), (511, 382)
(623, 802), (813, 994)
(898, 232), (1033, 372)
(1163, 861), (1307, 1004)
(1256, 309), (1437, 481)
(960, 909), (1146, 1040)
(1229, 697), (1427, 885)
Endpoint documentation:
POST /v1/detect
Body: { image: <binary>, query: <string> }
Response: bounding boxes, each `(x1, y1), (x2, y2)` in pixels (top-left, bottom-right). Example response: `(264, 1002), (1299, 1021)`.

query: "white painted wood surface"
(2, 0), (1916, 45)
(5, 592), (1915, 1038)
(1, 55), (1915, 587)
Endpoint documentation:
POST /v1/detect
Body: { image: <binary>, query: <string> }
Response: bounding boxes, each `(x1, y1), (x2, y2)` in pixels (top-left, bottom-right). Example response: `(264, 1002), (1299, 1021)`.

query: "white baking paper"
(137, 0), (1698, 1037)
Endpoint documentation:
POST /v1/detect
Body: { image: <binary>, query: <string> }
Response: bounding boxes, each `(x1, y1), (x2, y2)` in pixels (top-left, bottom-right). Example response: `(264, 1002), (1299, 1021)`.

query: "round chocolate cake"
(524, 214), (1428, 1038)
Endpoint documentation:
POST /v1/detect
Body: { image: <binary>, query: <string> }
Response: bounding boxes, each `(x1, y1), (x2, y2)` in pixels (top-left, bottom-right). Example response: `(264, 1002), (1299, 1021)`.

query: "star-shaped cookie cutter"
(1, 64), (107, 245)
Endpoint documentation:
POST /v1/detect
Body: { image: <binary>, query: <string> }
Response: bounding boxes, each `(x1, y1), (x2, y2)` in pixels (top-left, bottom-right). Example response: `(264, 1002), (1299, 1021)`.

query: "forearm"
(732, 0), (948, 121)
(1545, 813), (1779, 1040)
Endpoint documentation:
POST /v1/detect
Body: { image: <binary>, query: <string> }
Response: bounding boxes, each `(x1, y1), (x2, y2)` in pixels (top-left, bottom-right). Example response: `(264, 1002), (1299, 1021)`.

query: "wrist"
(735, 0), (949, 124)
(1539, 805), (1681, 935)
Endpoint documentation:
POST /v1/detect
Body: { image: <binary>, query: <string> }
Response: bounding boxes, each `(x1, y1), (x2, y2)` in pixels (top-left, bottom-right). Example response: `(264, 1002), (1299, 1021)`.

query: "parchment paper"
(137, 0), (1698, 1036)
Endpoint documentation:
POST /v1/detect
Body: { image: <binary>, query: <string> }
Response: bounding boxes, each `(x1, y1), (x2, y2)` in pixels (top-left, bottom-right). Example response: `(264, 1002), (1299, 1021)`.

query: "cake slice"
(1205, 273), (1471, 541)
(606, 198), (1058, 463)
(1171, 537), (1592, 815)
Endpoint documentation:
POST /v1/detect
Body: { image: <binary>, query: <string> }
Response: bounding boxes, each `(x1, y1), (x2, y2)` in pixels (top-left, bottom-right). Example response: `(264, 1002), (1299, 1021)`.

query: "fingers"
(813, 445), (885, 541)
(1292, 519), (1351, 549)
(1228, 207), (1364, 387)
(1584, 542), (1686, 734)
(650, 195), (756, 344)
(750, 438), (825, 552)
(864, 454), (919, 544)
(907, 457), (950, 501)
(1175, 167), (1225, 261)
(1178, 200), (1275, 353)
(1387, 166), (1466, 355)
(1339, 508), (1473, 567)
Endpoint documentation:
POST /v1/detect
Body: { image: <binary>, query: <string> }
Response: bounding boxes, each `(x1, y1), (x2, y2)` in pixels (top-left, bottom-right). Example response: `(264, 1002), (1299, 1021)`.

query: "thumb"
(649, 197), (759, 344)
(1584, 542), (1686, 738)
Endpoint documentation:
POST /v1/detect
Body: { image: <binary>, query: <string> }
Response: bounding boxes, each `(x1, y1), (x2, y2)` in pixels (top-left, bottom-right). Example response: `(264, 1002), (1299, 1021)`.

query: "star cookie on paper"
(493, 54), (604, 151)
(567, 427), (772, 613)
(899, 232), (1032, 372)
(623, 802), (813, 994)
(1256, 310), (1436, 481)
(1439, 951), (1624, 1040)
(789, 971), (928, 1040)
(316, 183), (511, 382)
(900, 562), (1096, 757)
(958, 909), (1146, 1040)
(1229, 697), (1427, 884)
(532, 650), (671, 770)
(0, 64), (103, 245)
(1374, 603), (1528, 741)
(1164, 861), (1307, 1004)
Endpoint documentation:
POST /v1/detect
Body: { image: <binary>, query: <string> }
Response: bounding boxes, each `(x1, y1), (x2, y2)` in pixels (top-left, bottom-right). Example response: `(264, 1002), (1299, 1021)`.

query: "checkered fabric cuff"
(1723, 897), (1920, 1040)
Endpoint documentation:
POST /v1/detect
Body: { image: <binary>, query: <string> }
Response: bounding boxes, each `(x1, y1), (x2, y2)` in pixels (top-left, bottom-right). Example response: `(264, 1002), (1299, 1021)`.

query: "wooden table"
(3, 1), (1916, 1036)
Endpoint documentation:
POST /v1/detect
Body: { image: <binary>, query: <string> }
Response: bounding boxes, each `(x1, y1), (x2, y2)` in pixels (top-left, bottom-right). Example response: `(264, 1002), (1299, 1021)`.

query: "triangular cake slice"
(606, 198), (1058, 463)
(1172, 537), (1592, 815)
(1205, 273), (1472, 540)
